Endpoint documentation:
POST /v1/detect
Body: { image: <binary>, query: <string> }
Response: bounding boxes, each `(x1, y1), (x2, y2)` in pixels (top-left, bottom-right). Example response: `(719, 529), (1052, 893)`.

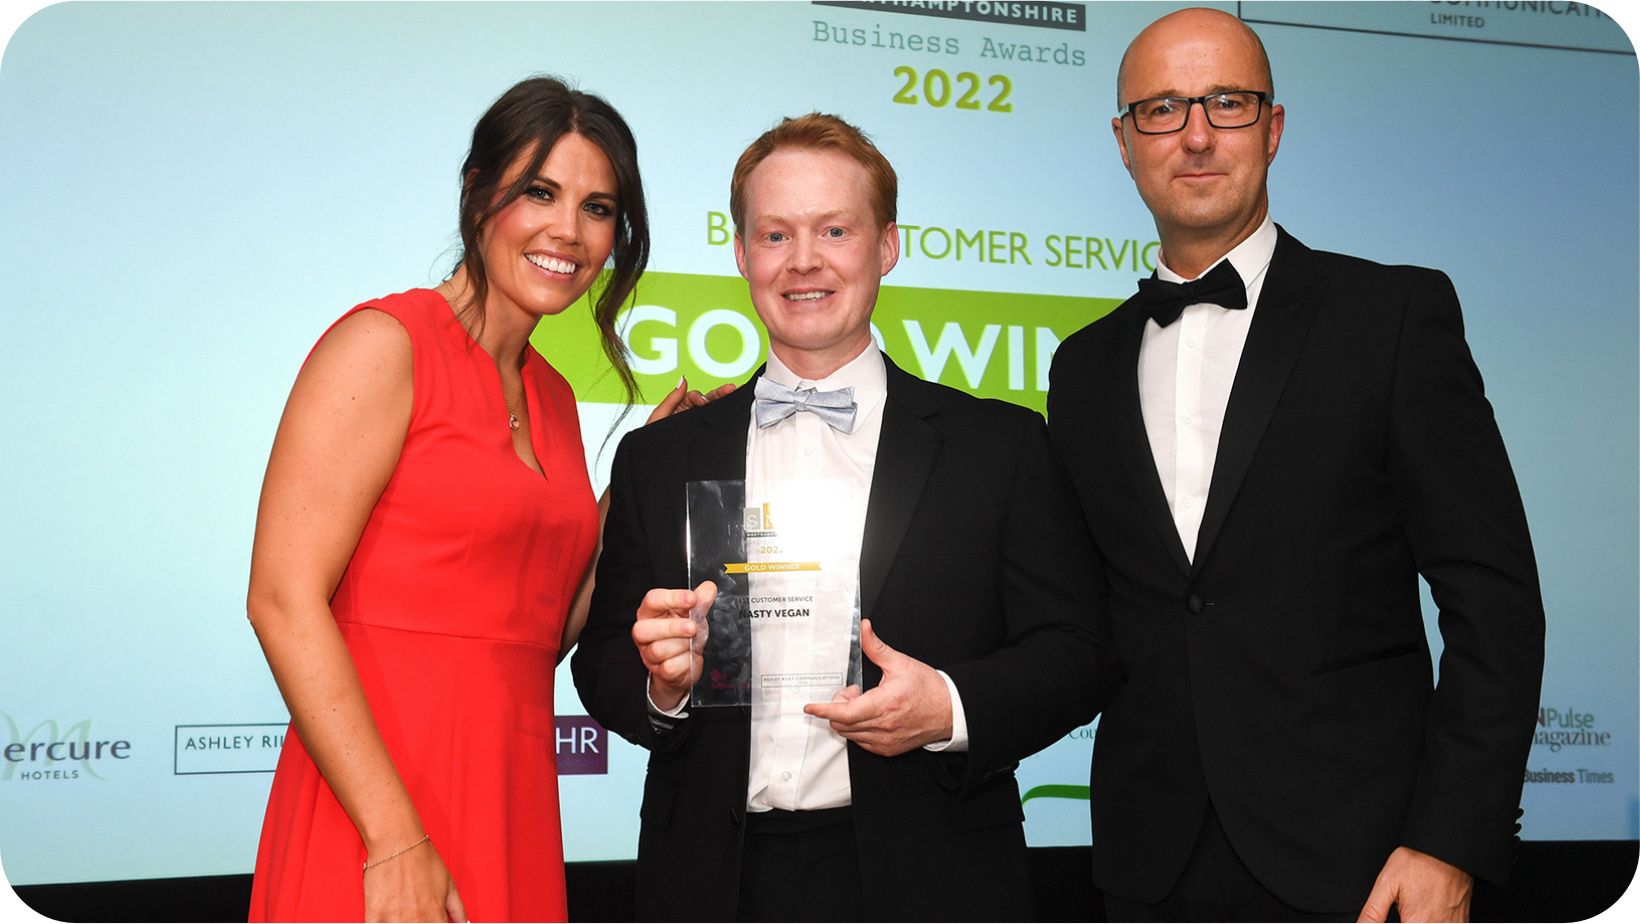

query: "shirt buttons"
(803, 447), (815, 457)
(1182, 496), (1196, 509)
(1181, 415), (1193, 426)
(780, 771), (793, 782)
(1187, 337), (1198, 348)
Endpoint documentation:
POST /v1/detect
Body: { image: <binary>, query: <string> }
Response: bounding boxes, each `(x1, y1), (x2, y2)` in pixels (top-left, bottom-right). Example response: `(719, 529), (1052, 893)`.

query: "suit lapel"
(1192, 227), (1326, 572)
(860, 356), (942, 624)
(684, 368), (757, 482)
(1110, 302), (1194, 576)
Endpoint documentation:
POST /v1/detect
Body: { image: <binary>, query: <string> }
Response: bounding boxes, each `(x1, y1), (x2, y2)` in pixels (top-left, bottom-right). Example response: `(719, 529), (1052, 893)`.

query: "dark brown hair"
(729, 112), (897, 233)
(453, 76), (648, 402)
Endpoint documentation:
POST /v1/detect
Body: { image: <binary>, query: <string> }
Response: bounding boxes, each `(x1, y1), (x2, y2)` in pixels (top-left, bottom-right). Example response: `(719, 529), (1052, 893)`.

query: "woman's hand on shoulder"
(643, 375), (737, 425)
(362, 836), (467, 923)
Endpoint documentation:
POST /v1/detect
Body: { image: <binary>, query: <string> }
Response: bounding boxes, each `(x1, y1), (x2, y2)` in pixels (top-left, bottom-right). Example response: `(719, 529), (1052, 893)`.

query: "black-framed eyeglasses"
(1121, 91), (1270, 135)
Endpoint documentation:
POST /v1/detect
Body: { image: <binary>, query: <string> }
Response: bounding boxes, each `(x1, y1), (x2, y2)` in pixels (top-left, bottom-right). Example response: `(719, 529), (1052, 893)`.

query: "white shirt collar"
(763, 343), (887, 403)
(1157, 215), (1277, 287)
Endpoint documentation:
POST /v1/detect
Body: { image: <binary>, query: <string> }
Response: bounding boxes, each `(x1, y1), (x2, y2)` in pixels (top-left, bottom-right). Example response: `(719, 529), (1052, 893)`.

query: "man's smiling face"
(733, 146), (899, 379)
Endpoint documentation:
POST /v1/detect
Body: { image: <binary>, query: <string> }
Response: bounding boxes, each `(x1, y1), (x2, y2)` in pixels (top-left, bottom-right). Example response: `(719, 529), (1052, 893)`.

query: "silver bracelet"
(362, 833), (430, 873)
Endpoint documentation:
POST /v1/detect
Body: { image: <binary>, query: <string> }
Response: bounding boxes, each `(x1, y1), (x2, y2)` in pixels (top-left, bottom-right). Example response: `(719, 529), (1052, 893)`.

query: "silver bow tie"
(752, 377), (858, 433)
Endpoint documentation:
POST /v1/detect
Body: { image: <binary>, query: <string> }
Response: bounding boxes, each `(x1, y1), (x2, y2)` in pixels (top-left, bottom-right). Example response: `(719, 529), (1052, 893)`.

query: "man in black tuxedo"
(1046, 8), (1544, 922)
(573, 113), (1115, 921)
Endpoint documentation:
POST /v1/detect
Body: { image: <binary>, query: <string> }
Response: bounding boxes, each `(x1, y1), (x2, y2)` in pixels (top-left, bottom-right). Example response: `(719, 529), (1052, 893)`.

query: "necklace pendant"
(508, 413), (520, 431)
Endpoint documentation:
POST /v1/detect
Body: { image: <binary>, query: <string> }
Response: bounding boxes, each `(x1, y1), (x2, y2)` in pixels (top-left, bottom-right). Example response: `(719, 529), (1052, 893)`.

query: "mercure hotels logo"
(1, 712), (131, 781)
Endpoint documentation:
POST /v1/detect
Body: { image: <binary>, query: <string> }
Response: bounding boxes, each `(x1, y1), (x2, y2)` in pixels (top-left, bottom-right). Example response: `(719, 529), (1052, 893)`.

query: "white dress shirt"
(1138, 216), (1277, 561)
(743, 346), (968, 812)
(648, 346), (970, 810)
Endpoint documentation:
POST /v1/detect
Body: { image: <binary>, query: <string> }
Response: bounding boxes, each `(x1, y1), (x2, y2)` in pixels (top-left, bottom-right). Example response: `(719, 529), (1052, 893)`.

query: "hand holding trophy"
(631, 582), (717, 712)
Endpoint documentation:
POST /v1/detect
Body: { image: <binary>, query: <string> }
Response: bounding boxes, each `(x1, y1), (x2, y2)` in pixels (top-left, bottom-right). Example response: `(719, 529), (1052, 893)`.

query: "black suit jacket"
(573, 353), (1116, 920)
(1046, 227), (1544, 912)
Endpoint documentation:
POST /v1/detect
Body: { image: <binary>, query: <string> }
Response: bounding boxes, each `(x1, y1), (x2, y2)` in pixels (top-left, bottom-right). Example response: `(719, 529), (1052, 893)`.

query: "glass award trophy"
(685, 478), (863, 708)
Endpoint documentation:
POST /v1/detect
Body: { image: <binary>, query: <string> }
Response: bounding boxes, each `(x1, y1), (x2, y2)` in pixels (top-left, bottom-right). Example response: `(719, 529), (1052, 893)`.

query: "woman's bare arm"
(247, 309), (464, 922)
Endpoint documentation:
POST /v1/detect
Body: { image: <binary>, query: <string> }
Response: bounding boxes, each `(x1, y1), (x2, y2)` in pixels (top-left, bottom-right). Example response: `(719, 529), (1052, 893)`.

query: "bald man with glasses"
(1047, 8), (1545, 922)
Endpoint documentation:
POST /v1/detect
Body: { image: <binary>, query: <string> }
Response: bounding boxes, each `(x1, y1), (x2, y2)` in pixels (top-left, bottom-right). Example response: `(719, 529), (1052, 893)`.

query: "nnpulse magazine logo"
(1533, 706), (1612, 753)
(1, 711), (131, 782)
(1523, 705), (1618, 787)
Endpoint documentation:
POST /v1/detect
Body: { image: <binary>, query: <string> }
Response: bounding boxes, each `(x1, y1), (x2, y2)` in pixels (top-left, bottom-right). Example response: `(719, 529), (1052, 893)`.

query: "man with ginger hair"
(1047, 8), (1544, 921)
(574, 113), (1115, 920)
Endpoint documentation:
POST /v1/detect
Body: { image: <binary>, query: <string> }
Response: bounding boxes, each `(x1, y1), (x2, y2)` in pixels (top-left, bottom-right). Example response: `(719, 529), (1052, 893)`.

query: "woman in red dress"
(245, 77), (718, 922)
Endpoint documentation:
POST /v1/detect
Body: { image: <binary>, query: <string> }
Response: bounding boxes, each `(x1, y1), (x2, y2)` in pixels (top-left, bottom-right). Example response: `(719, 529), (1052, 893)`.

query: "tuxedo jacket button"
(1186, 594), (1205, 614)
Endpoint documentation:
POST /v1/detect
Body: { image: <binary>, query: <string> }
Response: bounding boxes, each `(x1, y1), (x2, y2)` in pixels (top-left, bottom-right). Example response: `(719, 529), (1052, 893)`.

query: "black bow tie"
(1135, 260), (1248, 328)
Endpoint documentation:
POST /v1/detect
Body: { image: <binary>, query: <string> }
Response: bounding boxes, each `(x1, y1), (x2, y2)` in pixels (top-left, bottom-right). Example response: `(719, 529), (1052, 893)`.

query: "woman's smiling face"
(479, 132), (619, 321)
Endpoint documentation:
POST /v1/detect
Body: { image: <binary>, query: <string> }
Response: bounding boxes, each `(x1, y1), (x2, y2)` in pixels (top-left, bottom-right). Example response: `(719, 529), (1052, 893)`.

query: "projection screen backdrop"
(1, 0), (1635, 889)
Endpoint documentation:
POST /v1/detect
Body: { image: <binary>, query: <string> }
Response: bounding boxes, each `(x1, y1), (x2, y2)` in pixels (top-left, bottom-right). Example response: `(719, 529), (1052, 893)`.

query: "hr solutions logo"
(0, 711), (132, 782)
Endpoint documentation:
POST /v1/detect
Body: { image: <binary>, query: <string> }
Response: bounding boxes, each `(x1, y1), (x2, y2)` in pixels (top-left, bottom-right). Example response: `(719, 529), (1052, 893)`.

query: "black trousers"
(1102, 804), (1355, 922)
(737, 807), (864, 922)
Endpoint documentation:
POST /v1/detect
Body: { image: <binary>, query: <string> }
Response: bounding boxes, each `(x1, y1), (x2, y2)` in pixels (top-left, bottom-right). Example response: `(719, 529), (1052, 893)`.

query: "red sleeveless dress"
(249, 289), (598, 921)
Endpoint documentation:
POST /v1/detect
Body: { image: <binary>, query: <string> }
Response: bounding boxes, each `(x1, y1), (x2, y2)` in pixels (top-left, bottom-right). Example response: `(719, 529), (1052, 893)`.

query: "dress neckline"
(417, 288), (551, 482)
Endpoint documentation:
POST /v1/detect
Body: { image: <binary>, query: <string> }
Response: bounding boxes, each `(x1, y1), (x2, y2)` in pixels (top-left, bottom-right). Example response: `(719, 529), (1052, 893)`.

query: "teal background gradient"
(0, 0), (1635, 888)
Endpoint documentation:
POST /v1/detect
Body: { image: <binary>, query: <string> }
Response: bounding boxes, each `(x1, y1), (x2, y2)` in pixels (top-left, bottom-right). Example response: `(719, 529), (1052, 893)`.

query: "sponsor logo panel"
(1, 711), (132, 782)
(174, 723), (287, 775)
(1524, 705), (1620, 786)
(555, 716), (608, 775)
(1242, 1), (1630, 54)
(814, 1), (1088, 32)
(168, 717), (611, 776)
